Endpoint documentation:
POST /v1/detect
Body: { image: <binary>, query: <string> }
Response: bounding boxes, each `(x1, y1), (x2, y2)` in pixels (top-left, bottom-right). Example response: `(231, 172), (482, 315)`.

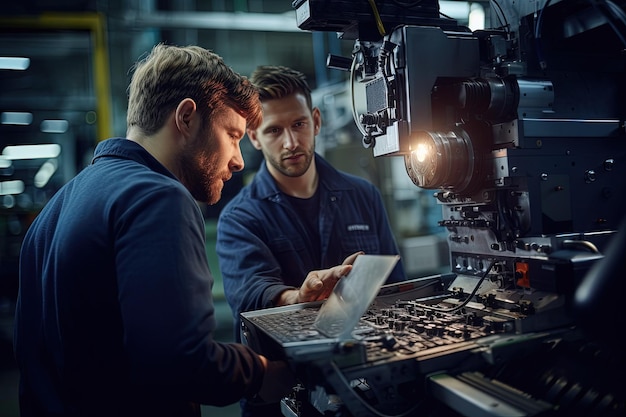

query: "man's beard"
(178, 137), (223, 205)
(266, 142), (314, 178)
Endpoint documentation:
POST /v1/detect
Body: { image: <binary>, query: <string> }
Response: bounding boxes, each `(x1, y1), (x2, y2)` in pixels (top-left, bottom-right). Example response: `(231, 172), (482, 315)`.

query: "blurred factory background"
(0, 1), (486, 415)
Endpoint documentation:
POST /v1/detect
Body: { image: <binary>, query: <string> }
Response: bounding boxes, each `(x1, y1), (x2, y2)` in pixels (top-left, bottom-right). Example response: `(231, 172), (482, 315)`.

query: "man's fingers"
(342, 251), (364, 265)
(300, 265), (353, 302)
(304, 274), (323, 290)
(335, 264), (352, 278)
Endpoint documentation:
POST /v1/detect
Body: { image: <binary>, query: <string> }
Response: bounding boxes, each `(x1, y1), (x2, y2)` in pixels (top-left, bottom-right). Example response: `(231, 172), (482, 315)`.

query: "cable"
(496, 189), (524, 242)
(367, 0), (387, 36)
(536, 0), (626, 69)
(390, 0), (426, 7)
(562, 239), (600, 253)
(490, 0), (511, 33)
(415, 260), (496, 314)
(591, 0), (626, 49)
(534, 0), (552, 70)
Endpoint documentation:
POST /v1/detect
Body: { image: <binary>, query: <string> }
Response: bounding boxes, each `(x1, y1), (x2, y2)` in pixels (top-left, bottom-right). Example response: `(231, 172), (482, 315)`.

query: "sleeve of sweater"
(216, 201), (295, 325)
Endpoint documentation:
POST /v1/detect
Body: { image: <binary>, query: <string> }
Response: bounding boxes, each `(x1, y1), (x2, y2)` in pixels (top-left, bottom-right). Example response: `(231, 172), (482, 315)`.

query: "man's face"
(248, 92), (320, 179)
(179, 107), (245, 204)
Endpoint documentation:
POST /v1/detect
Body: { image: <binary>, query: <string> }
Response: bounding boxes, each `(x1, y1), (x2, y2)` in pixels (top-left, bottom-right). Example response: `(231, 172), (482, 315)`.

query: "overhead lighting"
(0, 179), (25, 196)
(440, 1), (471, 20)
(0, 57), (30, 70)
(468, 3), (486, 31)
(1, 111), (33, 126)
(125, 11), (300, 32)
(34, 159), (58, 188)
(2, 144), (61, 160)
(0, 156), (12, 169)
(41, 119), (69, 133)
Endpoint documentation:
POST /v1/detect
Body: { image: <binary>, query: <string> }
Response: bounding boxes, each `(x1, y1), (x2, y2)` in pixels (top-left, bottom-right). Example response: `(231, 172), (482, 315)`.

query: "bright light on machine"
(404, 130), (477, 195)
(406, 136), (439, 189)
(414, 142), (430, 163)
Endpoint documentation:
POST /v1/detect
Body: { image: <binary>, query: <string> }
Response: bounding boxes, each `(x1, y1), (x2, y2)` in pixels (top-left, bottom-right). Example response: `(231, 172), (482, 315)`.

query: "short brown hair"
(126, 43), (262, 135)
(249, 65), (313, 110)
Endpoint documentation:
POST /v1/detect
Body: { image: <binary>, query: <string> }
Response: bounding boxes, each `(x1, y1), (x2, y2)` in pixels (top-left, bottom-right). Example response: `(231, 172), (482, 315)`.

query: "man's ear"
(175, 98), (197, 135)
(312, 107), (322, 136)
(247, 128), (262, 150)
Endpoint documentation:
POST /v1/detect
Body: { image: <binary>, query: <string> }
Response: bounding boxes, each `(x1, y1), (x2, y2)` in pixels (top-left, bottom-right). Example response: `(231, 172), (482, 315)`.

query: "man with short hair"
(217, 65), (406, 417)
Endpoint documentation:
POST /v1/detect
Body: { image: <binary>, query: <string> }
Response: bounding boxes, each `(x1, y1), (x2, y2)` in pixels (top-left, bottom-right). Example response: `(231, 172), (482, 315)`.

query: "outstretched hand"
(275, 251), (364, 306)
(297, 251), (364, 303)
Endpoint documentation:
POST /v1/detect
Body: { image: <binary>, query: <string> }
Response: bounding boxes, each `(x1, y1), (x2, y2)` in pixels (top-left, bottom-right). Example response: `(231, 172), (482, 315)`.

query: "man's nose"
(231, 146), (244, 172)
(282, 130), (298, 150)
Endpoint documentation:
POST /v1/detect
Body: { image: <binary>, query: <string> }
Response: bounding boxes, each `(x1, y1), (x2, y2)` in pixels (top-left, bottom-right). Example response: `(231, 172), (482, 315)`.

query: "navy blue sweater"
(14, 138), (265, 417)
(216, 153), (406, 341)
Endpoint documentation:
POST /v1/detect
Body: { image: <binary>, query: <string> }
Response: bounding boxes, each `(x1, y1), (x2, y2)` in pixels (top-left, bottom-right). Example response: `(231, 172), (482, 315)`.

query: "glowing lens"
(414, 142), (429, 163)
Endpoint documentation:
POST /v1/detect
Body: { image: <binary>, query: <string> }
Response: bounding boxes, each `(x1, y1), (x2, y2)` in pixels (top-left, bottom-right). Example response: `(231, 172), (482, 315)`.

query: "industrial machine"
(241, 1), (626, 415)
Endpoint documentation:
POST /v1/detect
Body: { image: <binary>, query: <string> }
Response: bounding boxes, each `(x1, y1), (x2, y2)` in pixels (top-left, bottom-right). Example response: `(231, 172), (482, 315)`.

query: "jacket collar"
(253, 152), (353, 200)
(91, 138), (177, 180)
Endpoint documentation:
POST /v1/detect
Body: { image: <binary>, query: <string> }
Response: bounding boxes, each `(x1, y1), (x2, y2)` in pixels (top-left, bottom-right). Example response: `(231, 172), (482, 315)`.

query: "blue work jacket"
(216, 153), (406, 340)
(14, 138), (265, 417)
